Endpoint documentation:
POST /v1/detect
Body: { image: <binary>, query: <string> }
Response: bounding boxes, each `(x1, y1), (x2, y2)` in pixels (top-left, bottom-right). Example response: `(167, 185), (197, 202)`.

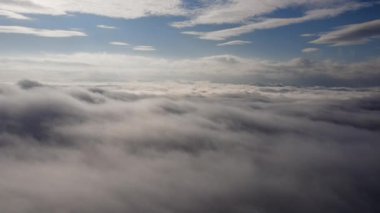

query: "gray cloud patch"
(0, 81), (379, 213)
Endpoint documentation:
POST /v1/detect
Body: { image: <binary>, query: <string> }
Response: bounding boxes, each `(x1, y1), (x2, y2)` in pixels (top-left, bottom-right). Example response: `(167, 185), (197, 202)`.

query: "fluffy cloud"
(0, 53), (379, 86)
(182, 2), (370, 40)
(0, 81), (379, 213)
(311, 19), (380, 46)
(0, 25), (86, 37)
(217, 40), (252, 46)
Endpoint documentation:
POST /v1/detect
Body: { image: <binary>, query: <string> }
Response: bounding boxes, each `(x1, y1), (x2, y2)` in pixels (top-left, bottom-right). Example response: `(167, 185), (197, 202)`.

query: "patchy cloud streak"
(133, 46), (156, 51)
(302, 48), (320, 53)
(311, 19), (380, 46)
(0, 0), (185, 20)
(182, 2), (370, 40)
(0, 26), (86, 38)
(217, 40), (252, 46)
(110, 41), (129, 46)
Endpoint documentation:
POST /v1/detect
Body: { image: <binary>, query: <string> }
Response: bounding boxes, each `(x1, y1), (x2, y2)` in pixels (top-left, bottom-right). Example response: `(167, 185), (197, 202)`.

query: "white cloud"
(0, 82), (378, 212)
(182, 2), (370, 40)
(0, 9), (31, 20)
(311, 19), (380, 46)
(301, 33), (316, 37)
(97, 25), (117, 29)
(217, 40), (252, 46)
(0, 53), (379, 87)
(172, 0), (350, 28)
(302, 48), (320, 53)
(0, 0), (186, 20)
(133, 46), (156, 51)
(110, 41), (129, 46)
(172, 0), (366, 28)
(0, 26), (87, 38)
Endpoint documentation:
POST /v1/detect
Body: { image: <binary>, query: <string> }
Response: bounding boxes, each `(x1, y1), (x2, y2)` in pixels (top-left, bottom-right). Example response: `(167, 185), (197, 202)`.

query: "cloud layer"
(0, 81), (379, 213)
(0, 53), (379, 87)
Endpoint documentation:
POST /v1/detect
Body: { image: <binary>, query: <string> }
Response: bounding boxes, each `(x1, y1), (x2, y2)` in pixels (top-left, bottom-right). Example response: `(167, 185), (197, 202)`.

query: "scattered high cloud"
(301, 33), (316, 37)
(302, 48), (320, 53)
(0, 9), (31, 20)
(0, 26), (87, 38)
(0, 53), (379, 87)
(172, 0), (353, 28)
(0, 0), (185, 20)
(311, 19), (380, 46)
(182, 2), (370, 40)
(217, 40), (252, 46)
(0, 81), (378, 212)
(97, 25), (118, 29)
(110, 41), (129, 46)
(133, 46), (156, 51)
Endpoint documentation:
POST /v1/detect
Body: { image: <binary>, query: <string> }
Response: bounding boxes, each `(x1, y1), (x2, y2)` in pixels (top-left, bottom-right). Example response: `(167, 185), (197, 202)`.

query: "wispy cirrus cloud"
(133, 46), (156, 51)
(217, 40), (252, 46)
(0, 9), (31, 20)
(0, 26), (87, 38)
(311, 19), (380, 46)
(302, 48), (320, 53)
(0, 0), (186, 20)
(110, 41), (129, 46)
(97, 24), (117, 29)
(172, 0), (352, 28)
(182, 2), (371, 40)
(301, 33), (316, 37)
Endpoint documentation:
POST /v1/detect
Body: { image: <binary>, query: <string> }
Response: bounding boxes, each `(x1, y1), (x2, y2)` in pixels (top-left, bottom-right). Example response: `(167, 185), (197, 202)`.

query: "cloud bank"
(0, 81), (379, 213)
(0, 53), (379, 87)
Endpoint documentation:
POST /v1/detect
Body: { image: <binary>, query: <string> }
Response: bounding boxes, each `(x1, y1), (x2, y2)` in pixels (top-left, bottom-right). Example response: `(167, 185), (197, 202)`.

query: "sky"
(0, 0), (379, 85)
(0, 1), (380, 212)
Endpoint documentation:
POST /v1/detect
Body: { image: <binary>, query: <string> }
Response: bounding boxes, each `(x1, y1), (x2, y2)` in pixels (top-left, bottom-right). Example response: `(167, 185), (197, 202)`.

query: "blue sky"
(0, 0), (379, 85)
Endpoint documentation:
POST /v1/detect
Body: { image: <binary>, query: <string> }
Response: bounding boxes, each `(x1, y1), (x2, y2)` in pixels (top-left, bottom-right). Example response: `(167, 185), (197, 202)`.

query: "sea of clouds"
(0, 80), (379, 213)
